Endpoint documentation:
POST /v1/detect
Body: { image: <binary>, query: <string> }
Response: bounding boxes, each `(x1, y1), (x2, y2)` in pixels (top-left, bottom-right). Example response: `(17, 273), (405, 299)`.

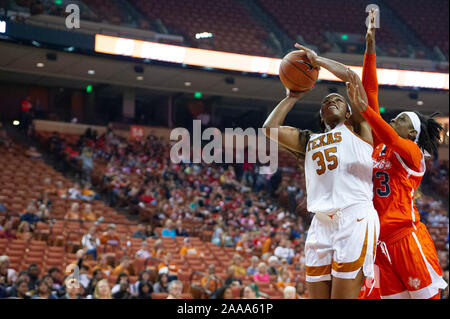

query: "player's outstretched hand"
(366, 8), (377, 45)
(294, 43), (320, 69)
(345, 69), (368, 113)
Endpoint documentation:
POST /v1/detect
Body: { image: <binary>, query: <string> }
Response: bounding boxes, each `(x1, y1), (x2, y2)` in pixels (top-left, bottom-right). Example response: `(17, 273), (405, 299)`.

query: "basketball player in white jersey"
(263, 45), (379, 299)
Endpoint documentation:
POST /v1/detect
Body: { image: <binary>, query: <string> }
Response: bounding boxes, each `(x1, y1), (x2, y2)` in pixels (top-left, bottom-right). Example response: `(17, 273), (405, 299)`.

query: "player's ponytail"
(414, 111), (443, 156)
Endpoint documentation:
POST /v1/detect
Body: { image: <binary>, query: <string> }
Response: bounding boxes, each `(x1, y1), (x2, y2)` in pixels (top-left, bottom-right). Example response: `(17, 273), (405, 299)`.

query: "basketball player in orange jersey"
(348, 8), (447, 299)
(263, 48), (379, 298)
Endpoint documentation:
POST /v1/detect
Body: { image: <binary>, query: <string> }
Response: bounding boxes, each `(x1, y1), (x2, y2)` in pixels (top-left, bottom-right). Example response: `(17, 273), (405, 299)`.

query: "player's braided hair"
(413, 111), (443, 156)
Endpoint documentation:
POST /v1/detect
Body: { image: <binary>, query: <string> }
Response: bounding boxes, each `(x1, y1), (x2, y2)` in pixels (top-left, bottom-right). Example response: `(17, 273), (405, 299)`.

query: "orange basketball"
(279, 50), (319, 92)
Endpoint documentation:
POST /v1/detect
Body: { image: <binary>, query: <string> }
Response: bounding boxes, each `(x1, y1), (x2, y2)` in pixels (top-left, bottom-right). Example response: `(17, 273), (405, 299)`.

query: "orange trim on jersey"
(305, 264), (332, 277)
(332, 224), (368, 273)
(344, 123), (373, 147)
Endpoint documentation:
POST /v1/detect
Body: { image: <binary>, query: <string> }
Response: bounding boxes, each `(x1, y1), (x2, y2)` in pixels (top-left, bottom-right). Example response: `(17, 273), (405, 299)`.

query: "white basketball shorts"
(305, 202), (380, 282)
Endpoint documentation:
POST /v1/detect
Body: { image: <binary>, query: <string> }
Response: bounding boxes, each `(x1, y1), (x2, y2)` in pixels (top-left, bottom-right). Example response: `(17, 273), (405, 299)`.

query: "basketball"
(279, 50), (319, 92)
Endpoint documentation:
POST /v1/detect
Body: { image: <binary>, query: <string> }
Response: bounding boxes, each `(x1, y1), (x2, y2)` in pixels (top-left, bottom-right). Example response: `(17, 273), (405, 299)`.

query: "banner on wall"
(130, 125), (145, 139)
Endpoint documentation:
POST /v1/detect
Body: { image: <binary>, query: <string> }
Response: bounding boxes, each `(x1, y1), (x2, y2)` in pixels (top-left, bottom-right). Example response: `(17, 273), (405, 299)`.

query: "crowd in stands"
(0, 122), (448, 299)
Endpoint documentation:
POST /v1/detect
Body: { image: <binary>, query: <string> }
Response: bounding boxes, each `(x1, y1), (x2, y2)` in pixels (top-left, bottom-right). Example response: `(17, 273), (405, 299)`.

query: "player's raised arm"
(294, 43), (371, 136)
(263, 88), (312, 155)
(346, 69), (420, 165)
(362, 8), (380, 114)
(295, 43), (350, 82)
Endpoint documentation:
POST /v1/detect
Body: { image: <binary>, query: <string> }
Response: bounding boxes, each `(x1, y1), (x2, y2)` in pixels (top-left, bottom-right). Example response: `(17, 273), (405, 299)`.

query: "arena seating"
(0, 135), (304, 299)
(76, 0), (125, 25)
(258, 0), (408, 54)
(386, 0), (449, 56)
(127, 0), (275, 57)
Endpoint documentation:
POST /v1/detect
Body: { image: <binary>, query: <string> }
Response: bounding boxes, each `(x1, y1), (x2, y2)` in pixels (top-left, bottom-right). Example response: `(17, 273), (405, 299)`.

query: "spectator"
(152, 239), (166, 259)
(81, 183), (98, 201)
(26, 264), (40, 292)
(16, 221), (33, 241)
(135, 241), (152, 259)
(201, 264), (220, 295)
(175, 220), (189, 237)
(262, 232), (276, 255)
(64, 202), (80, 220)
(132, 224), (148, 239)
(267, 256), (279, 276)
(67, 183), (82, 200)
(112, 256), (132, 276)
(231, 254), (246, 276)
(86, 269), (103, 296)
(295, 281), (308, 299)
(32, 279), (57, 299)
(274, 240), (296, 264)
(241, 283), (260, 299)
(92, 254), (113, 277)
(81, 226), (100, 260)
(19, 204), (41, 230)
(11, 279), (31, 299)
(283, 286), (297, 299)
(133, 281), (152, 299)
(0, 256), (16, 286)
(246, 256), (260, 275)
(211, 285), (233, 299)
(61, 278), (81, 299)
(153, 273), (169, 293)
(6, 271), (29, 297)
(161, 219), (176, 239)
(81, 204), (97, 221)
(157, 253), (179, 280)
(166, 280), (183, 299)
(79, 265), (90, 289)
(224, 266), (242, 286)
(179, 237), (201, 258)
(134, 270), (152, 293)
(48, 267), (63, 292)
(100, 224), (120, 247)
(20, 96), (33, 132)
(112, 274), (132, 299)
(145, 224), (157, 238)
(253, 262), (270, 283)
(79, 147), (94, 184)
(55, 181), (67, 198)
(93, 279), (112, 299)
(276, 267), (292, 291)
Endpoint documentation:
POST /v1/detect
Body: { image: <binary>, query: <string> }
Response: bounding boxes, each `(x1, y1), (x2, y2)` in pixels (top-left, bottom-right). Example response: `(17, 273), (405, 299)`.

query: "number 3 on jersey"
(375, 171), (391, 197)
(311, 147), (338, 175)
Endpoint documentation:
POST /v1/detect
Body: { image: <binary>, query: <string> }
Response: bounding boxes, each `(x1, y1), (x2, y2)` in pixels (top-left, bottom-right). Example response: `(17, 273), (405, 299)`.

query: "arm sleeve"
(362, 106), (422, 170)
(362, 53), (382, 146)
(362, 53), (379, 114)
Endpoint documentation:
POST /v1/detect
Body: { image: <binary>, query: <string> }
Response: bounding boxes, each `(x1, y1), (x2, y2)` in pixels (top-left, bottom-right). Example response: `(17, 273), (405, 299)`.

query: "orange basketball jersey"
(372, 143), (425, 242)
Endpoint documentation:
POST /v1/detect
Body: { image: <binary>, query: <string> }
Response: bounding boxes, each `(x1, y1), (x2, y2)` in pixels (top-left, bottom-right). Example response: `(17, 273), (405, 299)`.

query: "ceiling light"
(136, 75), (144, 81)
(88, 70), (95, 75)
(13, 120), (20, 126)
(184, 82), (192, 87)
(232, 87), (239, 92)
(36, 62), (44, 68)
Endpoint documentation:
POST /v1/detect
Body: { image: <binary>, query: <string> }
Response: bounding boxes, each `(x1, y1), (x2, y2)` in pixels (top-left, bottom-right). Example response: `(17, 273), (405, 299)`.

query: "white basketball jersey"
(304, 122), (373, 214)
